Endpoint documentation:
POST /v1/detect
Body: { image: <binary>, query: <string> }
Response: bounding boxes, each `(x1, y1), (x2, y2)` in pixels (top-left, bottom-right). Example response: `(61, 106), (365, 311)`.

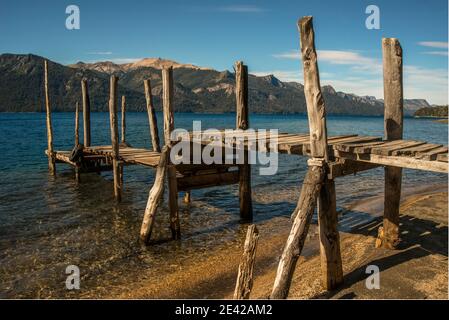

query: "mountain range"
(0, 53), (431, 115)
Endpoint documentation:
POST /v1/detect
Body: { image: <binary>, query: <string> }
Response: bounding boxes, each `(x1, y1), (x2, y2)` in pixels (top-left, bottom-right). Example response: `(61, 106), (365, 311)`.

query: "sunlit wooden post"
(163, 67), (180, 239)
(376, 38), (403, 249)
(121, 95), (126, 144)
(235, 61), (253, 222)
(44, 60), (55, 175)
(108, 75), (121, 201)
(144, 79), (161, 152)
(74, 101), (80, 182)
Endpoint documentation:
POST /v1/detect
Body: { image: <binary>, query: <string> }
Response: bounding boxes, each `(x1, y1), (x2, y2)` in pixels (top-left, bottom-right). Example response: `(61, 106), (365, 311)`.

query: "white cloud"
(218, 5), (265, 13)
(418, 41), (448, 49)
(87, 51), (113, 55)
(422, 51), (448, 56)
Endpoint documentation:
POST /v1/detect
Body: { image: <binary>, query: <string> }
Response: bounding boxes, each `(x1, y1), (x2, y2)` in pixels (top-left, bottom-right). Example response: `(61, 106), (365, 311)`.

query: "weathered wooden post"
(271, 16), (342, 299)
(81, 79), (91, 147)
(235, 61), (253, 222)
(376, 38), (403, 249)
(121, 95), (126, 144)
(140, 145), (170, 243)
(44, 60), (55, 175)
(234, 224), (259, 299)
(108, 75), (121, 201)
(144, 80), (161, 152)
(162, 67), (180, 239)
(75, 101), (80, 147)
(74, 101), (80, 182)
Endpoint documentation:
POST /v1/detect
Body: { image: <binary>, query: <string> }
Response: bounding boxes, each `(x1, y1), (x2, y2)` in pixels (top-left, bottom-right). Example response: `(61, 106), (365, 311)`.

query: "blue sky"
(0, 0), (448, 104)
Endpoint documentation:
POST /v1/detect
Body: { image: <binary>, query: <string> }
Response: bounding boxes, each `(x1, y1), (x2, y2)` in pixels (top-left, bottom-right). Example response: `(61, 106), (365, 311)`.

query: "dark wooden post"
(44, 60), (55, 175)
(121, 95), (126, 144)
(234, 224), (259, 299)
(144, 79), (161, 152)
(108, 75), (121, 201)
(162, 67), (180, 239)
(376, 38), (403, 249)
(81, 79), (91, 147)
(235, 61), (253, 222)
(74, 101), (80, 182)
(271, 16), (342, 298)
(75, 101), (80, 147)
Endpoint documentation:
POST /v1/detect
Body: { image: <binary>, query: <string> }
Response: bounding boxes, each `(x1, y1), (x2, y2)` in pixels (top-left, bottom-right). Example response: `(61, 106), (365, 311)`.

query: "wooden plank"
(81, 78), (91, 147)
(328, 159), (380, 179)
(144, 79), (161, 152)
(44, 60), (55, 175)
(371, 140), (426, 156)
(379, 37), (403, 250)
(392, 143), (442, 156)
(335, 141), (385, 153)
(235, 61), (253, 222)
(416, 146), (448, 161)
(271, 164), (326, 299)
(334, 150), (448, 173)
(140, 146), (169, 243)
(108, 75), (121, 201)
(437, 153), (448, 162)
(234, 225), (259, 299)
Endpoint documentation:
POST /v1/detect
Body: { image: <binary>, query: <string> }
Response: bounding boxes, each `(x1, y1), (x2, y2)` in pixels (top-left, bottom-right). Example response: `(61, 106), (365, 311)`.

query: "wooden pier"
(43, 15), (447, 298)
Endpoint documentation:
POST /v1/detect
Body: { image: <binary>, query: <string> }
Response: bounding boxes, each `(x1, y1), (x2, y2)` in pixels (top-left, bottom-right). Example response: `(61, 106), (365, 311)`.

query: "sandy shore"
(101, 184), (447, 299)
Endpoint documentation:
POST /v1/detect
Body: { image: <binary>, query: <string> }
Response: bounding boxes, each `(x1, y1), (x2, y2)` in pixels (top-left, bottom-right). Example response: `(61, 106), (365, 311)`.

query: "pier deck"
(50, 132), (448, 174)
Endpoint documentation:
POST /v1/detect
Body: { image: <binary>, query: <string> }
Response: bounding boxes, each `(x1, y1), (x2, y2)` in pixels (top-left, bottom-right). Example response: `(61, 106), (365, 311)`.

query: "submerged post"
(121, 95), (126, 144)
(44, 60), (55, 175)
(144, 79), (161, 152)
(235, 61), (253, 222)
(377, 38), (403, 249)
(108, 75), (121, 201)
(81, 79), (91, 147)
(162, 67), (180, 239)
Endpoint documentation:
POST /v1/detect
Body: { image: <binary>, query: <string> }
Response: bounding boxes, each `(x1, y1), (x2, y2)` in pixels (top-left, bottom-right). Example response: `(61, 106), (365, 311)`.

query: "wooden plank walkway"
(50, 131), (448, 174)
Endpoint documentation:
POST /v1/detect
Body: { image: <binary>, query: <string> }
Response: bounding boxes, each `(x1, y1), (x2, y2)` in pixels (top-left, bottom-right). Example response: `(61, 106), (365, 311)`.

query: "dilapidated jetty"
(43, 16), (447, 298)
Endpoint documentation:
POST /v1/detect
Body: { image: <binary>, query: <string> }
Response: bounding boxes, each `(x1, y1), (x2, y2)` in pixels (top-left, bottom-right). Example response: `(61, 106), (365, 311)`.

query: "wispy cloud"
(418, 41), (448, 49)
(218, 5), (265, 13)
(422, 51), (448, 56)
(87, 51), (113, 55)
(274, 49), (380, 66)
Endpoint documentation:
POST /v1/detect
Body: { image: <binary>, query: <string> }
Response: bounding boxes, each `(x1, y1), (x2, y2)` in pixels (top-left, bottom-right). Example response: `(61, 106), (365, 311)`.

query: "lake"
(0, 112), (447, 298)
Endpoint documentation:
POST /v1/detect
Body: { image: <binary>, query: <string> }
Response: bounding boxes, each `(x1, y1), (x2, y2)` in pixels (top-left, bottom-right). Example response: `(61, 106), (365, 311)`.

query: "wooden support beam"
(328, 159), (380, 179)
(235, 61), (253, 222)
(168, 165), (181, 239)
(378, 38), (403, 249)
(144, 79), (161, 152)
(108, 75), (121, 201)
(177, 171), (240, 191)
(81, 79), (91, 147)
(121, 95), (126, 144)
(298, 16), (342, 291)
(270, 164), (326, 299)
(318, 178), (343, 290)
(234, 224), (259, 299)
(162, 68), (174, 145)
(298, 16), (328, 160)
(44, 60), (55, 175)
(75, 101), (80, 147)
(140, 145), (170, 244)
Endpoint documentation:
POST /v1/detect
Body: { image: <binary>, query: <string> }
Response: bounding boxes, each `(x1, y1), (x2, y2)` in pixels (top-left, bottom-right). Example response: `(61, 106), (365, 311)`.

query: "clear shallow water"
(0, 112), (447, 298)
